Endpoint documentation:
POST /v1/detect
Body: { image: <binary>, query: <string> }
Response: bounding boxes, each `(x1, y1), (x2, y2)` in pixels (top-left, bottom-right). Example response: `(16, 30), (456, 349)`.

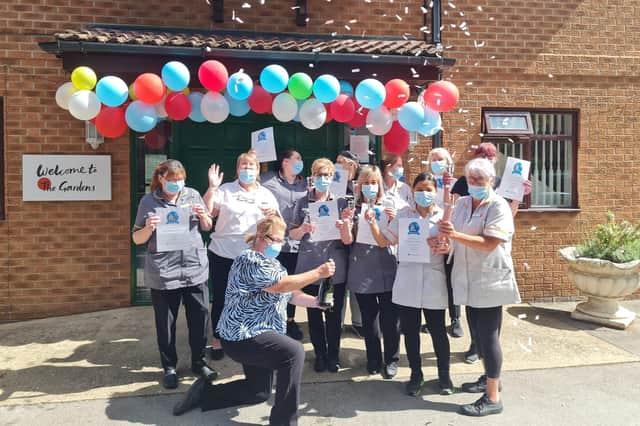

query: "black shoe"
(173, 377), (205, 416)
(405, 373), (424, 396)
(286, 320), (304, 341)
(448, 318), (464, 338)
(461, 375), (502, 393)
(206, 346), (225, 361)
(459, 394), (503, 417)
(382, 362), (398, 379)
(420, 324), (430, 334)
(163, 367), (178, 389)
(464, 348), (480, 364)
(327, 358), (341, 373)
(438, 375), (454, 395)
(366, 360), (381, 375)
(314, 355), (328, 372)
(191, 362), (218, 382)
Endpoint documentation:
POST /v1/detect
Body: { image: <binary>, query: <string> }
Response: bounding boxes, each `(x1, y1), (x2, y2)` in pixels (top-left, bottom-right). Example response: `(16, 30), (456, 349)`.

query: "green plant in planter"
(576, 212), (640, 263)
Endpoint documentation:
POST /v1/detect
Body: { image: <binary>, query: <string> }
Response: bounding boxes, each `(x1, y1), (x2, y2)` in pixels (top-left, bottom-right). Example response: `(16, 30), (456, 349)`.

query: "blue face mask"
(264, 242), (282, 259)
(468, 185), (490, 201)
(414, 191), (436, 207)
(392, 167), (404, 181)
(164, 180), (185, 194)
(431, 160), (447, 175)
(361, 184), (379, 201)
(292, 160), (304, 175)
(239, 169), (256, 184)
(314, 176), (331, 192)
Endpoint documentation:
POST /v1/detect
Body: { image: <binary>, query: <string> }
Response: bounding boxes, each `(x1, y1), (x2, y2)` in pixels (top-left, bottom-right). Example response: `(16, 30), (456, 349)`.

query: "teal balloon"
(96, 76), (128, 107)
(161, 61), (190, 91)
(339, 80), (354, 97)
(188, 92), (206, 122)
(260, 64), (289, 94)
(125, 101), (158, 133)
(224, 92), (250, 117)
(397, 101), (424, 132)
(418, 106), (442, 136)
(226, 72), (253, 100)
(312, 74), (340, 103)
(355, 78), (385, 109)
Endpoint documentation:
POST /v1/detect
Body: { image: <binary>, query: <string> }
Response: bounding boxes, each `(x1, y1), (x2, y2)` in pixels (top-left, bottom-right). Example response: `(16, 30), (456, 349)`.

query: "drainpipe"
(427, 0), (443, 148)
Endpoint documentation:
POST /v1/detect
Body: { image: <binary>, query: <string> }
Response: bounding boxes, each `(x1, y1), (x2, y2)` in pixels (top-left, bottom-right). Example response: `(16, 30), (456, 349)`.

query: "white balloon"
(366, 106), (393, 135)
(154, 96), (168, 118)
(68, 90), (101, 121)
(55, 82), (78, 110)
(272, 93), (298, 122)
(299, 98), (327, 130)
(201, 91), (230, 123)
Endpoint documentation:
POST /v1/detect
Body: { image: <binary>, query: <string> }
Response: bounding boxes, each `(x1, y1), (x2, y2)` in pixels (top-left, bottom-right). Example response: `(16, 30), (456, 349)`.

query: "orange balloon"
(134, 73), (166, 104)
(384, 79), (410, 109)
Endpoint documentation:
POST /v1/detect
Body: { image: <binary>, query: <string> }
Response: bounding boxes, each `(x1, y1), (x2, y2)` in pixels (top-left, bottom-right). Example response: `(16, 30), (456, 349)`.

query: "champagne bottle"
(318, 277), (335, 308)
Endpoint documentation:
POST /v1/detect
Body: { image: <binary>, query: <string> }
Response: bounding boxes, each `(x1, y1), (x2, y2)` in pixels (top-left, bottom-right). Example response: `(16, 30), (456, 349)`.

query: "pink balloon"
(423, 81), (459, 112)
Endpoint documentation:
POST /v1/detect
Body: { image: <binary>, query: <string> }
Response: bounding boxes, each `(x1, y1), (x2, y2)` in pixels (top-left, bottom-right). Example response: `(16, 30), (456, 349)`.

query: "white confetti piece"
(518, 313), (527, 319)
(405, 6), (408, 14)
(371, 55), (379, 59)
(345, 25), (351, 30)
(490, 55), (496, 59)
(501, 88), (507, 93)
(507, 138), (515, 143)
(523, 262), (530, 271)
(408, 157), (415, 162)
(477, 5), (483, 11)
(530, 225), (537, 231)
(235, 16), (244, 23)
(464, 31), (471, 37)
(242, 2), (251, 8)
(458, 128), (468, 133)
(548, 73), (554, 78)
(421, 6), (428, 13)
(308, 63), (314, 68)
(535, 315), (540, 321)
(349, 19), (358, 23)
(421, 160), (429, 165)
(351, 68), (360, 73)
(331, 32), (337, 36)
(396, 14), (402, 21)
(465, 81), (473, 86)
(448, 2), (456, 8)
(489, 16), (495, 21)
(474, 40), (485, 48)
(324, 19), (334, 25)
(410, 67), (417, 75)
(518, 341), (532, 353)
(528, 336), (533, 346)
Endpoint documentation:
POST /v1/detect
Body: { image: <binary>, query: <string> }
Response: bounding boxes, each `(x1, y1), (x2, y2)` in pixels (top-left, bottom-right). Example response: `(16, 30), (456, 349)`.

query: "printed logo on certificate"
(310, 200), (340, 242)
(398, 218), (430, 263)
(356, 204), (388, 246)
(329, 164), (348, 197)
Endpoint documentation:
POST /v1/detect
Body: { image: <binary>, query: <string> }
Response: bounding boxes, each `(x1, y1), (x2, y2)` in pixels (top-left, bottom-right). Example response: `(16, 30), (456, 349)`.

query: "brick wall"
(1, 0), (638, 320)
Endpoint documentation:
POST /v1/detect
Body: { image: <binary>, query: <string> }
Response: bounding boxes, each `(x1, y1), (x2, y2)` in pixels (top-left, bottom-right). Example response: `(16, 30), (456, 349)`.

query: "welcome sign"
(22, 155), (111, 201)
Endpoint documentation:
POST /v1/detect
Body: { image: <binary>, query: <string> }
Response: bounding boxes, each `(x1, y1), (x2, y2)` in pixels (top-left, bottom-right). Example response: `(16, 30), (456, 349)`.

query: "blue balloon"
(397, 102), (425, 132)
(188, 92), (206, 122)
(227, 72), (253, 101)
(355, 79), (385, 110)
(293, 99), (305, 122)
(96, 76), (128, 107)
(339, 80), (354, 97)
(224, 92), (250, 117)
(260, 64), (289, 94)
(125, 101), (158, 133)
(313, 74), (340, 103)
(161, 61), (190, 91)
(418, 106), (442, 136)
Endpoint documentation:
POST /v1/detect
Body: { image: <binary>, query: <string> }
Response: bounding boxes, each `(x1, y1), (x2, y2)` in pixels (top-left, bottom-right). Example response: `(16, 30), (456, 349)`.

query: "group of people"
(132, 142), (526, 425)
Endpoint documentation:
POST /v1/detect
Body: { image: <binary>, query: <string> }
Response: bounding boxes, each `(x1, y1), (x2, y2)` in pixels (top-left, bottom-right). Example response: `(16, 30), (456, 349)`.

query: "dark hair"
(378, 154), (401, 173)
(150, 159), (186, 192)
(412, 172), (438, 189)
(277, 148), (300, 171)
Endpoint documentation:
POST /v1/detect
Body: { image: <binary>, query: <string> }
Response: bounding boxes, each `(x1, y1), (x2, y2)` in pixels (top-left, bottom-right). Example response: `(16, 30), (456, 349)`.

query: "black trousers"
(468, 306), (503, 378)
(444, 258), (460, 321)
(201, 332), (305, 426)
(355, 291), (400, 366)
(209, 251), (235, 339)
(150, 282), (209, 370)
(399, 306), (450, 378)
(303, 283), (346, 360)
(278, 252), (299, 319)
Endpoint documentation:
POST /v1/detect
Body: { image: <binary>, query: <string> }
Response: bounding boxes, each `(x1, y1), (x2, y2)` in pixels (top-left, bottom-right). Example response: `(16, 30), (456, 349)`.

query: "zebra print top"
(217, 249), (290, 341)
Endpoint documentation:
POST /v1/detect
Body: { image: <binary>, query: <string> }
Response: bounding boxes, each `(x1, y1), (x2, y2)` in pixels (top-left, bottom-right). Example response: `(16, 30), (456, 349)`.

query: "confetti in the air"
(523, 262), (531, 271)
(349, 19), (358, 23)
(465, 81), (473, 86)
(352, 68), (360, 73)
(474, 40), (486, 48)
(242, 2), (251, 8)
(325, 19), (334, 25)
(518, 313), (527, 319)
(518, 341), (533, 353)
(421, 6), (428, 13)
(448, 2), (456, 8)
(535, 315), (540, 321)
(396, 14), (402, 21)
(477, 5), (483, 11)
(345, 25), (351, 30)
(548, 73), (554, 78)
(530, 225), (537, 231)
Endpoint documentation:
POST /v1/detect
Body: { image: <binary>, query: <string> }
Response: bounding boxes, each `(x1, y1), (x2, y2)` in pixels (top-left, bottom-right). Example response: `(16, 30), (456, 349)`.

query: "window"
(0, 96), (4, 220)
(482, 108), (579, 210)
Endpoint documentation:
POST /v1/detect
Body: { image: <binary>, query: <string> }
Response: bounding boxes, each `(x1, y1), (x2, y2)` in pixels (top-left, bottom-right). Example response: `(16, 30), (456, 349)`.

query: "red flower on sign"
(37, 177), (52, 191)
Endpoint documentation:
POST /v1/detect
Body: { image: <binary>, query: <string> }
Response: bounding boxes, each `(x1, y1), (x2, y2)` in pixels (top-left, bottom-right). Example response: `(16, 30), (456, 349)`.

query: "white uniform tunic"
(385, 206), (448, 310)
(383, 180), (413, 207)
(208, 180), (280, 259)
(449, 193), (521, 308)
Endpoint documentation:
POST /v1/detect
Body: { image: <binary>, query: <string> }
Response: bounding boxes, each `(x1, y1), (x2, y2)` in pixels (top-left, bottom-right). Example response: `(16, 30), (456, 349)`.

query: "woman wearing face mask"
(173, 215), (336, 426)
(366, 173), (453, 397)
(344, 165), (400, 379)
(262, 149), (308, 341)
(204, 152), (280, 360)
(427, 148), (463, 340)
(289, 158), (351, 373)
(379, 154), (413, 207)
(132, 160), (217, 389)
(439, 158), (521, 417)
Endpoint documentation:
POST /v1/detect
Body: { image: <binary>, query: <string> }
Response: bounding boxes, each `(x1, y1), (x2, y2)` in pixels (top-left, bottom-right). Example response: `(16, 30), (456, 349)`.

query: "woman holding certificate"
(289, 158), (351, 373)
(344, 166), (400, 379)
(132, 159), (217, 389)
(366, 172), (453, 397)
(204, 152), (280, 361)
(439, 158), (521, 417)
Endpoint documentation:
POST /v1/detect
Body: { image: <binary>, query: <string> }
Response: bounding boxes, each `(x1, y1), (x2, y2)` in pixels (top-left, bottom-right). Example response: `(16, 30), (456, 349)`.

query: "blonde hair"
(336, 155), (358, 180)
(311, 158), (335, 176)
(357, 165), (385, 204)
(245, 214), (286, 245)
(150, 159), (186, 192)
(236, 151), (260, 173)
(428, 148), (453, 165)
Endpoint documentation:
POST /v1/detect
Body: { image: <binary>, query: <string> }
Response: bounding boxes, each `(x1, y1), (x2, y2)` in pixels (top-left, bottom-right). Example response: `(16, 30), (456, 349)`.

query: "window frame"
(0, 96), (4, 220)
(483, 110), (534, 135)
(481, 107), (580, 211)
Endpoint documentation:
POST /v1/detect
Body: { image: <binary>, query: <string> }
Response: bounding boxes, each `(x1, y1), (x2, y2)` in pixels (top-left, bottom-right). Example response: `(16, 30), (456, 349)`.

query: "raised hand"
(208, 164), (224, 189)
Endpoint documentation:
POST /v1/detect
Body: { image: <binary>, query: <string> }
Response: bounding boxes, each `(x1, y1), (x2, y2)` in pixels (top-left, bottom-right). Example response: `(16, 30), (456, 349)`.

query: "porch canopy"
(39, 24), (455, 84)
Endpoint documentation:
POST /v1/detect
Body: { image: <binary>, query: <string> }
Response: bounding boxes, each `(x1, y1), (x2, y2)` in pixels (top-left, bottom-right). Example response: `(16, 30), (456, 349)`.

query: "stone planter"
(558, 247), (640, 329)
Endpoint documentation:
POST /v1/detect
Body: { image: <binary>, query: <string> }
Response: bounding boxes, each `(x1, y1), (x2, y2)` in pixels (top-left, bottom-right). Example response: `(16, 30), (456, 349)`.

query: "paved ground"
(1, 301), (640, 425)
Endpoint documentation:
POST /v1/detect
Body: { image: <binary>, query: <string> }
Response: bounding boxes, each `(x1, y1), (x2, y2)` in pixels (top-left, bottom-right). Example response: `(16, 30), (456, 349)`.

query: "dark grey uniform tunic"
(261, 170), (308, 253)
(347, 204), (398, 294)
(292, 191), (348, 286)
(133, 188), (209, 290)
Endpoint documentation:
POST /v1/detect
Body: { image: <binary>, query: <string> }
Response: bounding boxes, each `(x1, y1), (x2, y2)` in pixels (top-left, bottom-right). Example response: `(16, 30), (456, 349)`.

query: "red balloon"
(134, 73), (166, 104)
(330, 94), (355, 123)
(198, 60), (228, 92)
(95, 106), (127, 139)
(384, 79), (410, 109)
(248, 85), (272, 114)
(324, 104), (333, 123)
(423, 80), (459, 112)
(383, 121), (410, 154)
(165, 92), (191, 120)
(348, 102), (367, 128)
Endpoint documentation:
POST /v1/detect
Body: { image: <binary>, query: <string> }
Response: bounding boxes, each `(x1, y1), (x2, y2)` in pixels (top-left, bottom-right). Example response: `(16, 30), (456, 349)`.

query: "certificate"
(356, 204), (388, 246)
(155, 207), (190, 252)
(398, 218), (430, 263)
(349, 135), (369, 163)
(310, 200), (341, 242)
(330, 164), (349, 197)
(496, 157), (531, 202)
(251, 127), (277, 162)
